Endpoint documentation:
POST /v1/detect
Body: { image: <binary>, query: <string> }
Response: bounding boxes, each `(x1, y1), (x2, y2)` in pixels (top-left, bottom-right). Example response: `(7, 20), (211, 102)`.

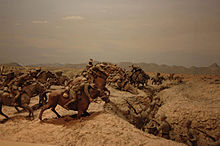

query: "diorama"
(0, 0), (219, 146)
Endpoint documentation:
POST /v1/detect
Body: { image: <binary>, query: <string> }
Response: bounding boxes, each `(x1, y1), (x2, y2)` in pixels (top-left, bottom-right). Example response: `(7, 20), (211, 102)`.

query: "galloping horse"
(39, 83), (110, 120)
(0, 90), (34, 121)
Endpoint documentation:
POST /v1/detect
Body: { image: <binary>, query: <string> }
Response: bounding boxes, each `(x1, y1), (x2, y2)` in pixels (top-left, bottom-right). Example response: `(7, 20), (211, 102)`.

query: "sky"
(0, 0), (220, 67)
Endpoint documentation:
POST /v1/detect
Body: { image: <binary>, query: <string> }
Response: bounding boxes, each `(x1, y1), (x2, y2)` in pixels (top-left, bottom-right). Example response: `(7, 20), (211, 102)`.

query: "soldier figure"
(63, 79), (93, 109)
(184, 120), (198, 146)
(13, 87), (24, 105)
(157, 114), (171, 139)
(130, 65), (141, 73)
(2, 86), (10, 97)
(169, 73), (175, 80)
(0, 65), (4, 75)
(156, 72), (161, 77)
(147, 97), (162, 119)
(208, 132), (220, 146)
(95, 63), (108, 76)
(87, 64), (108, 83)
(86, 59), (94, 70)
(144, 119), (159, 135)
(81, 70), (88, 79)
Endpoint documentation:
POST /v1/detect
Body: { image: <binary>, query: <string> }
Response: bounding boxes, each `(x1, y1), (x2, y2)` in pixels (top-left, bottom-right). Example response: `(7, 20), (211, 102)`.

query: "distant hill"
(27, 63), (87, 69)
(0, 62), (22, 67)
(3, 62), (220, 75)
(118, 62), (220, 75)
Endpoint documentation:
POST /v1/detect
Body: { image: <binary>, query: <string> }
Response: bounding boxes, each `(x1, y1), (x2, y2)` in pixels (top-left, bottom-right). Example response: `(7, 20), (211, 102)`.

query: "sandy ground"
(1, 74), (219, 146)
(0, 91), (184, 146)
(156, 74), (220, 145)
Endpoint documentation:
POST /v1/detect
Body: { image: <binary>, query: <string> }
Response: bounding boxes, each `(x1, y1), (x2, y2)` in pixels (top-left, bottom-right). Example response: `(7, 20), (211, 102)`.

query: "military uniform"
(157, 114), (171, 139)
(2, 87), (10, 97)
(169, 73), (175, 80)
(12, 87), (25, 106)
(86, 59), (94, 70)
(63, 80), (93, 109)
(181, 120), (198, 146)
(87, 64), (108, 83)
(144, 119), (159, 135)
(208, 136), (220, 146)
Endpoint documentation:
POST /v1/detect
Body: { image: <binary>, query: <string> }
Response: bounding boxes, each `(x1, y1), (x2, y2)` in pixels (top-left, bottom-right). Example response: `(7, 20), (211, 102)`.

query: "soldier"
(184, 120), (198, 146)
(63, 79), (93, 109)
(157, 114), (171, 139)
(86, 59), (94, 70)
(144, 119), (159, 135)
(147, 97), (162, 119)
(130, 65), (140, 73)
(152, 72), (164, 85)
(208, 132), (220, 146)
(0, 65), (4, 75)
(169, 73), (175, 81)
(13, 87), (24, 105)
(3, 71), (15, 86)
(2, 86), (10, 97)
(87, 64), (108, 83)
(81, 70), (88, 78)
(96, 63), (108, 76)
(156, 72), (161, 77)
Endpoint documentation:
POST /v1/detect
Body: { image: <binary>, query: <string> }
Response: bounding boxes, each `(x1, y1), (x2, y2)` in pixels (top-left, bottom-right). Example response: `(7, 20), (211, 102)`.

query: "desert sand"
(0, 73), (219, 146)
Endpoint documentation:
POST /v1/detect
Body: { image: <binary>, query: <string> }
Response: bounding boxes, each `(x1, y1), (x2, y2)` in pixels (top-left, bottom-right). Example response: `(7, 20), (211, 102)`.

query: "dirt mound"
(1, 73), (218, 145)
(155, 76), (220, 145)
(0, 96), (184, 146)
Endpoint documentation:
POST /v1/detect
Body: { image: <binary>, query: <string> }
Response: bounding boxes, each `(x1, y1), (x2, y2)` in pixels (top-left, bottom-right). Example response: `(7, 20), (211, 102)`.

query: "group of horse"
(107, 65), (152, 90)
(39, 77), (110, 120)
(0, 63), (181, 122)
(0, 69), (70, 121)
(0, 67), (111, 122)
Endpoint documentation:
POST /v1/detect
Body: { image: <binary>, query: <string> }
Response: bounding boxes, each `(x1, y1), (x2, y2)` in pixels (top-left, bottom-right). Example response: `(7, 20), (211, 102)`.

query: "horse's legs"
(15, 106), (21, 113)
(40, 92), (48, 106)
(21, 104), (34, 120)
(38, 103), (52, 121)
(83, 111), (90, 116)
(77, 110), (83, 119)
(145, 80), (148, 86)
(0, 103), (9, 119)
(38, 93), (45, 107)
(51, 105), (61, 118)
(43, 92), (47, 104)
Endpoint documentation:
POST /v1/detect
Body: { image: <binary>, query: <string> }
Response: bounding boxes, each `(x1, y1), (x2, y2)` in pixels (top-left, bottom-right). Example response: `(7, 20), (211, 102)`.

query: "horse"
(22, 82), (47, 106)
(36, 71), (56, 84)
(0, 90), (34, 121)
(39, 84), (110, 121)
(130, 69), (150, 88)
(151, 76), (165, 85)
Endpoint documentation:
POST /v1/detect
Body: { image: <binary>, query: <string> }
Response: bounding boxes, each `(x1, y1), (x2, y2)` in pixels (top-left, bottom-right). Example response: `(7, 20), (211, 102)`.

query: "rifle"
(125, 99), (138, 115)
(194, 128), (216, 142)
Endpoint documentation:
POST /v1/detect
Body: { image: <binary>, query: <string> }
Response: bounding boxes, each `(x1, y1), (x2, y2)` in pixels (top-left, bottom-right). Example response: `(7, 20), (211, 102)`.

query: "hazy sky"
(0, 0), (220, 67)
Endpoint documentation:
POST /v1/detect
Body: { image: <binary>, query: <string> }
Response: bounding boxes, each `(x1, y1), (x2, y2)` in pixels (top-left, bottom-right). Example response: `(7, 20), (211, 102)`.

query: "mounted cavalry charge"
(0, 60), (182, 122)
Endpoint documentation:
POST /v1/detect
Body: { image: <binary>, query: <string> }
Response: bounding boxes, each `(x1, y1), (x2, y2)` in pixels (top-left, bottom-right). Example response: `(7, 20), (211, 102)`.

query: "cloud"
(32, 20), (48, 24)
(62, 16), (84, 20)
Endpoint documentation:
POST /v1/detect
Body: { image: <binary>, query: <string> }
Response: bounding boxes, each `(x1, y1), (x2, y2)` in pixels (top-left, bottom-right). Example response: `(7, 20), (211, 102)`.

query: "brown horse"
(0, 90), (34, 121)
(39, 84), (110, 121)
(130, 70), (150, 88)
(22, 82), (47, 106)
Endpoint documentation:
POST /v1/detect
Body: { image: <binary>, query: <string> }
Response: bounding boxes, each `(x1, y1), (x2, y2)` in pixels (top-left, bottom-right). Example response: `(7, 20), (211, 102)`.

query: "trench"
(103, 84), (170, 136)
(103, 81), (220, 146)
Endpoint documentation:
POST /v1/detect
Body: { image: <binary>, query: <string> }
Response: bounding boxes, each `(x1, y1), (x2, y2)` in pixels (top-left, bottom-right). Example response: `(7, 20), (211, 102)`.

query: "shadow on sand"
(39, 111), (103, 126)
(0, 115), (33, 124)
